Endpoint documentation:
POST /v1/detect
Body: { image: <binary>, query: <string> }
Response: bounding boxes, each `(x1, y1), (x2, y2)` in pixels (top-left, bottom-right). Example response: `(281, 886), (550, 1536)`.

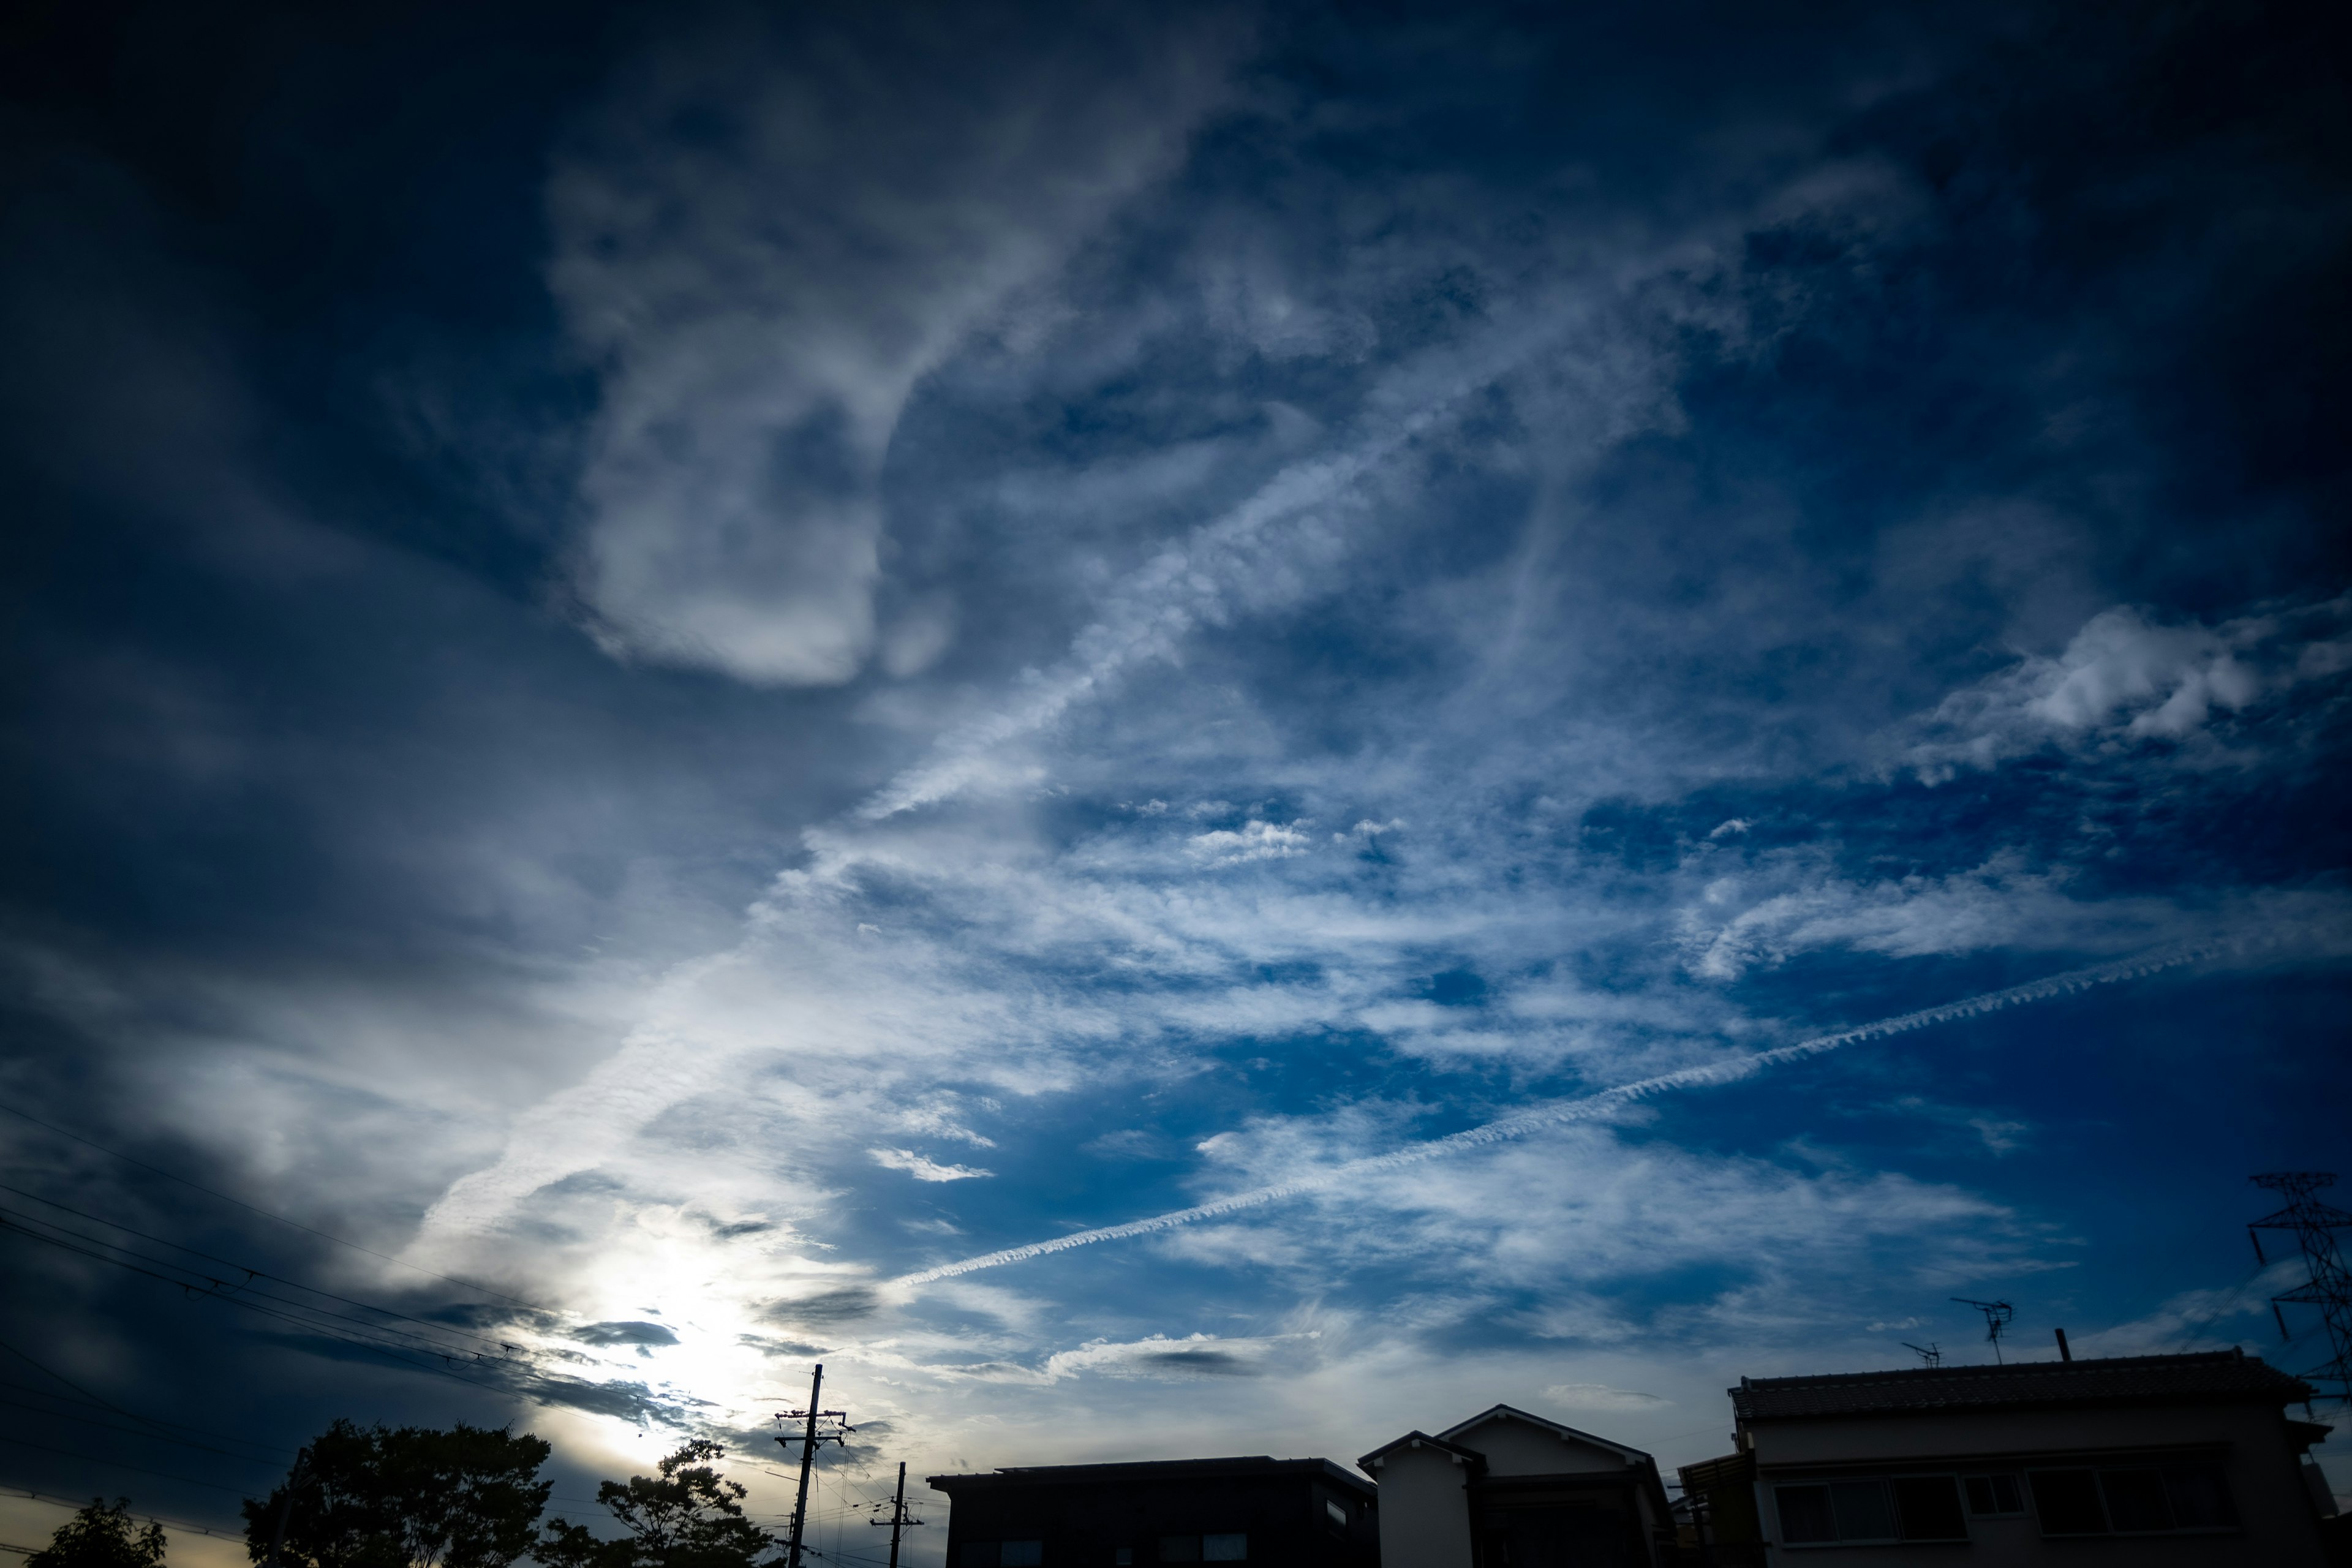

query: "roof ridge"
(1742, 1350), (2250, 1387)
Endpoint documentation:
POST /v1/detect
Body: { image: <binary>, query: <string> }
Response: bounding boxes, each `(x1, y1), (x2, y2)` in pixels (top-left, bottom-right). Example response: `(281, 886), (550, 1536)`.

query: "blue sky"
(2, 0), (2349, 1553)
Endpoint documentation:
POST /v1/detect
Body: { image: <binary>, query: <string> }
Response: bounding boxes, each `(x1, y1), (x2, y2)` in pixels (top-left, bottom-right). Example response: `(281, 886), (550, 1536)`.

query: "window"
(2029, 1470), (2107, 1536)
(1891, 1477), (1967, 1541)
(1774, 1477), (1967, 1545)
(1776, 1486), (1837, 1544)
(1325, 1501), (1349, 1528)
(2163, 1464), (2237, 1529)
(1115, 1551), (1134, 1566)
(1001, 1545), (1042, 1568)
(2028, 1465), (2237, 1537)
(1157, 1537), (1199, 1563)
(2100, 1469), (2173, 1533)
(1202, 1536), (1246, 1562)
(1964, 1474), (2024, 1516)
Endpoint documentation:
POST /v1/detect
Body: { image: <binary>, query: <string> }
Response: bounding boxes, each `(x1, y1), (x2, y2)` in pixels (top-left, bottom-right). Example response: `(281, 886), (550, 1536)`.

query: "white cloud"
(1188, 820), (1315, 866)
(1676, 850), (2168, 980)
(550, 10), (1244, 684)
(1544, 1382), (1671, 1412)
(872, 1147), (995, 1182)
(1896, 595), (2352, 780)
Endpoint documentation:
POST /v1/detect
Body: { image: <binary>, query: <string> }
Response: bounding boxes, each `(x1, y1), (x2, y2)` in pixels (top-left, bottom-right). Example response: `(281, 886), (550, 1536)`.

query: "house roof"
(1438, 1403), (1657, 1468)
(1356, 1430), (1487, 1472)
(928, 1456), (1375, 1499)
(1730, 1349), (2314, 1422)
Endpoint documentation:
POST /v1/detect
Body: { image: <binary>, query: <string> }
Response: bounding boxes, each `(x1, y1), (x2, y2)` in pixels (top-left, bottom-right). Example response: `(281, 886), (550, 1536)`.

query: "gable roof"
(1357, 1430), (1486, 1472)
(1438, 1403), (1657, 1467)
(1730, 1349), (2313, 1422)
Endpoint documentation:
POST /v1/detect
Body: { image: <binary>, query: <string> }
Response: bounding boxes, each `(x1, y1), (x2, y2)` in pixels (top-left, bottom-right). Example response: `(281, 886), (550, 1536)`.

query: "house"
(1359, 1404), (1676, 1568)
(925, 1455), (1380, 1568)
(1681, 1347), (2333, 1562)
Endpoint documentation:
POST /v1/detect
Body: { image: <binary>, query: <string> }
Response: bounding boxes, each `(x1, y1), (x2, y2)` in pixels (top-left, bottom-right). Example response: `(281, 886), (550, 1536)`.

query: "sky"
(2, 0), (2350, 1556)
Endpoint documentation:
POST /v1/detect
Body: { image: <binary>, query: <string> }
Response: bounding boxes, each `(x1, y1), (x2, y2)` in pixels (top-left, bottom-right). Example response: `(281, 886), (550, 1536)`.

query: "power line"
(0, 1335), (274, 1467)
(0, 1183), (532, 1356)
(0, 1210), (509, 1372)
(0, 1485), (243, 1540)
(0, 1434), (256, 1494)
(0, 1396), (279, 1469)
(0, 1378), (294, 1460)
(0, 1102), (547, 1310)
(0, 1218), (540, 1401)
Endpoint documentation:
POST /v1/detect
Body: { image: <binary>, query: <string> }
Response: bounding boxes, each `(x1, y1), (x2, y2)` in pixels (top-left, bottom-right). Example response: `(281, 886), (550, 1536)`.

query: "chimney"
(2055, 1328), (2072, 1362)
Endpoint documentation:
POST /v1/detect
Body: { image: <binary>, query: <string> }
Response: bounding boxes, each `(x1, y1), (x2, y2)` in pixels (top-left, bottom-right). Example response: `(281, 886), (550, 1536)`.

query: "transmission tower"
(2248, 1171), (2352, 1412)
(870, 1460), (926, 1568)
(1952, 1297), (2014, 1363)
(1901, 1341), (1942, 1368)
(774, 1363), (854, 1568)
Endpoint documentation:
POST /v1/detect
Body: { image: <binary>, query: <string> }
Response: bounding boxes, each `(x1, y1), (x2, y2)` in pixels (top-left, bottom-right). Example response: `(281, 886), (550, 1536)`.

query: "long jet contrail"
(886, 942), (2224, 1291)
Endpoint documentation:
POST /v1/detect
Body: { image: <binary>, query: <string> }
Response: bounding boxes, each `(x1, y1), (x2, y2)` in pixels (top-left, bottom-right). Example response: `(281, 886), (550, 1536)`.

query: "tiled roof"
(1730, 1350), (2313, 1422)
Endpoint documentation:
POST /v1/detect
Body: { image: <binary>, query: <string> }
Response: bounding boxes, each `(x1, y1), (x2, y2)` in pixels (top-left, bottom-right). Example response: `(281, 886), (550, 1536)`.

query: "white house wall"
(1449, 1416), (1632, 1478)
(1371, 1446), (1476, 1568)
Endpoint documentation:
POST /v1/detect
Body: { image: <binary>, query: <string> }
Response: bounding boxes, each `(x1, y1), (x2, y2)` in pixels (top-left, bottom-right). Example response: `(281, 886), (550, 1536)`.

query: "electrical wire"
(0, 1202), (514, 1363)
(0, 1102), (548, 1310)
(0, 1396), (279, 1469)
(0, 1205), (565, 1385)
(0, 1378), (293, 1460)
(0, 1435), (255, 1494)
(0, 1205), (643, 1419)
(1, 1482), (245, 1538)
(0, 1182), (536, 1356)
(0, 1214), (524, 1393)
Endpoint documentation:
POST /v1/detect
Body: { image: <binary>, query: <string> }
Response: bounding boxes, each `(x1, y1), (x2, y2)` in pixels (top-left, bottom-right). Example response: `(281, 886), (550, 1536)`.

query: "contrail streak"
(886, 942), (2223, 1291)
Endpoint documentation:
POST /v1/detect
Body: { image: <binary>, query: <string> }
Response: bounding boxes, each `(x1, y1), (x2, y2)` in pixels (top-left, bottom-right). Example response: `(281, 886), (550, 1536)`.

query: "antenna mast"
(774, 1363), (854, 1568)
(2248, 1171), (2352, 1412)
(1901, 1341), (1942, 1368)
(1951, 1297), (2014, 1363)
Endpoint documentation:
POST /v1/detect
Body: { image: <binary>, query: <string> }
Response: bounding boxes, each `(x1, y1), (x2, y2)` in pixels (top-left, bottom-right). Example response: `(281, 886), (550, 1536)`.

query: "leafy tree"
(243, 1420), (553, 1568)
(536, 1441), (775, 1568)
(28, 1499), (167, 1568)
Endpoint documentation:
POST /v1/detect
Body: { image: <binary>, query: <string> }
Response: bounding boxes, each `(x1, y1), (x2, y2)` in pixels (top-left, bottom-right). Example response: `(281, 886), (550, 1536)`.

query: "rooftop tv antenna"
(2248, 1171), (2352, 1413)
(1902, 1341), (1943, 1368)
(1952, 1297), (2015, 1363)
(774, 1363), (854, 1568)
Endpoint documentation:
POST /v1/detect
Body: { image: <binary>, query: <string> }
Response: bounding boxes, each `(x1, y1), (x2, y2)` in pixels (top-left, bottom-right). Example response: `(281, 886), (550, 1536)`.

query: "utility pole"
(774, 1364), (853, 1568)
(1951, 1297), (2014, 1363)
(2248, 1171), (2352, 1413)
(871, 1460), (925, 1568)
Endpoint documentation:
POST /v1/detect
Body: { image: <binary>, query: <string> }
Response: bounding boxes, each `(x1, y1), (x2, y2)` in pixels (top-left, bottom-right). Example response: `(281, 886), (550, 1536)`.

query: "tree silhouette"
(243, 1420), (553, 1568)
(536, 1441), (775, 1568)
(28, 1499), (167, 1568)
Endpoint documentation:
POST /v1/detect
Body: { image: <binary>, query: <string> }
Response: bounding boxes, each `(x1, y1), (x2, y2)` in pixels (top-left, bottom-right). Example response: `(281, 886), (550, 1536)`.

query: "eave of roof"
(927, 1457), (1375, 1496)
(1728, 1350), (2315, 1422)
(1436, 1403), (1657, 1468)
(1357, 1430), (1486, 1473)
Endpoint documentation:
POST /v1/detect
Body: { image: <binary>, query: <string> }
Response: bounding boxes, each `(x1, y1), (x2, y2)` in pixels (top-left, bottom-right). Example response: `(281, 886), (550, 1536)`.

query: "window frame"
(1771, 1474), (1970, 1547)
(1962, 1472), (2026, 1518)
(2024, 1462), (2240, 1539)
